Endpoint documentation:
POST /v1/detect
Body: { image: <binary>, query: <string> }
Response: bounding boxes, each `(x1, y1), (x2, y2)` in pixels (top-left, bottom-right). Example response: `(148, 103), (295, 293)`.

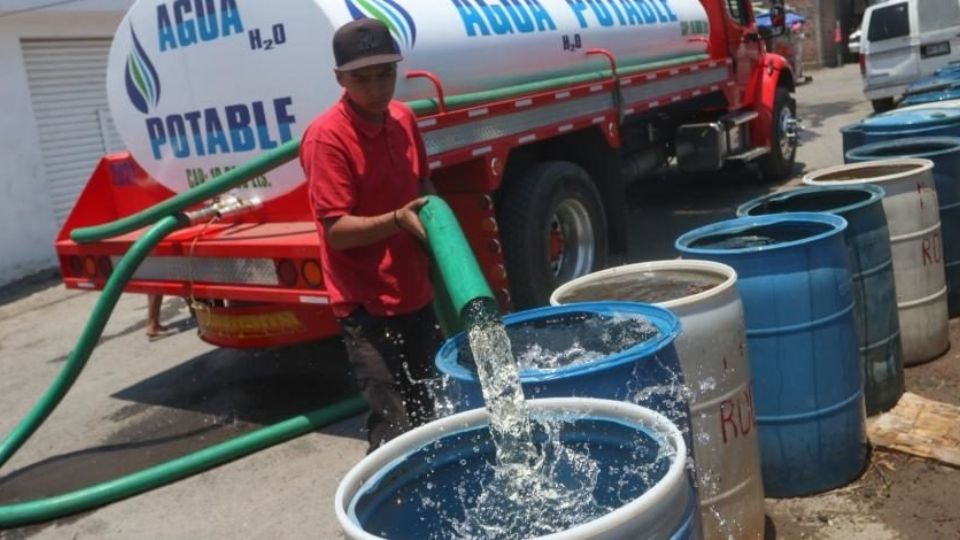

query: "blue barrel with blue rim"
(846, 137), (960, 317)
(435, 302), (691, 440)
(736, 186), (903, 415)
(675, 213), (868, 498)
(841, 108), (960, 156)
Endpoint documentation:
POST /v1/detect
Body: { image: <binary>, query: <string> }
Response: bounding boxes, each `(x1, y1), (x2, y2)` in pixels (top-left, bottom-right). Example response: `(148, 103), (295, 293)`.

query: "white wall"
(0, 5), (130, 286)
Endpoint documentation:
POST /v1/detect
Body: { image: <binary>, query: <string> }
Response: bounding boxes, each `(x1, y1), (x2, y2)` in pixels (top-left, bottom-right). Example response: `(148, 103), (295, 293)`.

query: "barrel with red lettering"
(845, 137), (960, 318)
(804, 159), (949, 365)
(676, 213), (868, 498)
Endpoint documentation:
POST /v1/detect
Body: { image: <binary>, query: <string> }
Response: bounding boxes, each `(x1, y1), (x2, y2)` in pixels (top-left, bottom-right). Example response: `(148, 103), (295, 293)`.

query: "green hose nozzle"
(419, 196), (498, 334)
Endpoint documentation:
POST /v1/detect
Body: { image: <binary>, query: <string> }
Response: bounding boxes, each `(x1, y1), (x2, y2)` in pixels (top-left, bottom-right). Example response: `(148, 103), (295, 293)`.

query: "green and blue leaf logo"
(346, 0), (417, 50)
(125, 27), (161, 114)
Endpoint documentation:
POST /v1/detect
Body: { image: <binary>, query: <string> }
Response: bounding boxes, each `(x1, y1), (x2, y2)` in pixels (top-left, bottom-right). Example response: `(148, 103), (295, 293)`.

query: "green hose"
(0, 397), (365, 528)
(69, 139), (301, 244)
(0, 213), (366, 527)
(419, 196), (497, 334)
(1, 215), (189, 468)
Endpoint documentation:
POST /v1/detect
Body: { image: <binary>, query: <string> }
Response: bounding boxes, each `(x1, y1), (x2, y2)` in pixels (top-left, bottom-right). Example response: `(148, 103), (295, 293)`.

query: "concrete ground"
(2, 64), (958, 539)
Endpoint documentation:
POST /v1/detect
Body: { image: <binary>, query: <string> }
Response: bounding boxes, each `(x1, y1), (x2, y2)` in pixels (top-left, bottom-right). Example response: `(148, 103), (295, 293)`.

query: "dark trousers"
(338, 304), (442, 452)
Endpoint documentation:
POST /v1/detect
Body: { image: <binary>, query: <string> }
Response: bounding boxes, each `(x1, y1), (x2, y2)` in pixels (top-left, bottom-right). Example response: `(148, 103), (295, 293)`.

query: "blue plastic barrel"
(435, 302), (689, 437)
(841, 108), (960, 155)
(736, 186), (904, 415)
(902, 85), (960, 107)
(675, 213), (868, 498)
(336, 398), (700, 539)
(846, 137), (960, 317)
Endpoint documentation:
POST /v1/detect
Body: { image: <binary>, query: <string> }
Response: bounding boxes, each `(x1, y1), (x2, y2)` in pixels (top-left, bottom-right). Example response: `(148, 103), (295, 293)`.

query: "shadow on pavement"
(0, 338), (361, 509)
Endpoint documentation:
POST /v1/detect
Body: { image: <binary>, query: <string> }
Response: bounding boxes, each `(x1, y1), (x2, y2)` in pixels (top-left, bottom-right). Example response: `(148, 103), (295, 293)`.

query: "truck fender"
(752, 53), (795, 149)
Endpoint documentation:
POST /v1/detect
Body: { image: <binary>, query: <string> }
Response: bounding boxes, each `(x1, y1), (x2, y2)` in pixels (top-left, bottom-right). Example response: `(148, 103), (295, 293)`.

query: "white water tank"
(550, 260), (765, 540)
(106, 0), (710, 203)
(804, 159), (949, 365)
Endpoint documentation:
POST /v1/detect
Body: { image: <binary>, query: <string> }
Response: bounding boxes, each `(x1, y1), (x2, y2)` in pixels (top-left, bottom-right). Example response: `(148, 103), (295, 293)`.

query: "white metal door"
(916, 0), (960, 76)
(863, 1), (918, 88)
(21, 38), (122, 227)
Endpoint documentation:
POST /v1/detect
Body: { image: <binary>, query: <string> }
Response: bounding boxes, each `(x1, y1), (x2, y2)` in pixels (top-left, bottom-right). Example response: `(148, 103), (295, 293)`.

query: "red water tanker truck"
(55, 0), (797, 348)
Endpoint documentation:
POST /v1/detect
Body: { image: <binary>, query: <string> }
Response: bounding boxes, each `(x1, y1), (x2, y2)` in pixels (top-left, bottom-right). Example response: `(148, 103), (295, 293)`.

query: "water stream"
(435, 301), (677, 538)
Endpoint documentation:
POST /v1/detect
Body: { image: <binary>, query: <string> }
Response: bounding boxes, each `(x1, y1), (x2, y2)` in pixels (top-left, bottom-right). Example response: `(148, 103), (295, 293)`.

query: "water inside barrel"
(458, 311), (662, 371)
(558, 269), (722, 304)
(688, 222), (834, 250)
(748, 189), (870, 215)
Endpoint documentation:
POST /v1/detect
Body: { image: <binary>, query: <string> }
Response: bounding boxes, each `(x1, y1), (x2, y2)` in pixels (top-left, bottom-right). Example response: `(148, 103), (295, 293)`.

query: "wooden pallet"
(868, 392), (960, 467)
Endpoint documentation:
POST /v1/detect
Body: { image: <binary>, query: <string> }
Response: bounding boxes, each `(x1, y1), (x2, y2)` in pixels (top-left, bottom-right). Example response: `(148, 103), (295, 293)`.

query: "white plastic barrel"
(804, 159), (949, 365)
(335, 397), (698, 539)
(550, 260), (764, 540)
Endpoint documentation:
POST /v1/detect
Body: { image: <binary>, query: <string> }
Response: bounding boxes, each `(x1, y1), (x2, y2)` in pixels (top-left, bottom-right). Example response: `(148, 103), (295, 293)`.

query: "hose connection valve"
(185, 194), (263, 225)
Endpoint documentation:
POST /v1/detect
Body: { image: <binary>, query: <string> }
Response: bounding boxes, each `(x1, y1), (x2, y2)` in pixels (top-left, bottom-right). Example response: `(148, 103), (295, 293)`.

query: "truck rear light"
(276, 259), (298, 287)
(481, 217), (498, 233)
(301, 260), (323, 288)
(479, 194), (494, 211)
(68, 256), (84, 277)
(97, 256), (113, 278)
(487, 239), (502, 254)
(495, 288), (511, 308)
(83, 256), (98, 278)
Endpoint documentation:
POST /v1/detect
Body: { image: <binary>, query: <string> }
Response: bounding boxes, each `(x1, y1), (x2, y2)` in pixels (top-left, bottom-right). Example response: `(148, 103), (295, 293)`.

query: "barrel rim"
(334, 397), (689, 540)
(736, 184), (886, 218)
(845, 136), (960, 162)
(898, 99), (960, 113)
(548, 259), (738, 310)
(802, 158), (935, 186)
(862, 107), (960, 130)
(674, 212), (848, 256)
(435, 301), (682, 383)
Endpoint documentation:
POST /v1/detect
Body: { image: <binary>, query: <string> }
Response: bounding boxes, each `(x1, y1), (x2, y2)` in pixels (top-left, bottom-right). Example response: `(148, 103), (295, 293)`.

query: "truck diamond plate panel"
(112, 257), (279, 286)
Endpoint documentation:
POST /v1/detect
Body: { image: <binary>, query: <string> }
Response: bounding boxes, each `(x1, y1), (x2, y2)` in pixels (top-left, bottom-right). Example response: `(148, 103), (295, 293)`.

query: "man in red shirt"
(300, 19), (440, 452)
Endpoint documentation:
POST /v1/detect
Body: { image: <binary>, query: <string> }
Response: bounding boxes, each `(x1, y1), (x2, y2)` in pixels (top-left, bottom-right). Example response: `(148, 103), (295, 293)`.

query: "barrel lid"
(905, 78), (960, 96)
(862, 108), (960, 130)
(902, 88), (960, 106)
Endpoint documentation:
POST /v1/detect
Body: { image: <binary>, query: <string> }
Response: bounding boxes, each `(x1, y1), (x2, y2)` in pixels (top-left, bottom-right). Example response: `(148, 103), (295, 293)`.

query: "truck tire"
(498, 162), (608, 309)
(759, 87), (798, 181)
(871, 98), (895, 114)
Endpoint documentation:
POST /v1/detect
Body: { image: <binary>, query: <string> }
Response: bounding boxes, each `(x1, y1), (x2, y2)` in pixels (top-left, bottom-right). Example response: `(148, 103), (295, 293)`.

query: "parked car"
(849, 27), (861, 55)
(860, 0), (960, 112)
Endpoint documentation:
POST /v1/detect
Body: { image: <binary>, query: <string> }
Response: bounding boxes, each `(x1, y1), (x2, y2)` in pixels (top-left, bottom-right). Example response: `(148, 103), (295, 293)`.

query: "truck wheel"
(499, 162), (608, 309)
(759, 87), (798, 181)
(871, 98), (895, 113)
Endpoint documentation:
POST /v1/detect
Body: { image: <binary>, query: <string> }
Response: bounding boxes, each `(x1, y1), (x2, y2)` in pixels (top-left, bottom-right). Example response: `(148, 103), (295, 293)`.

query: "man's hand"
(395, 197), (429, 242)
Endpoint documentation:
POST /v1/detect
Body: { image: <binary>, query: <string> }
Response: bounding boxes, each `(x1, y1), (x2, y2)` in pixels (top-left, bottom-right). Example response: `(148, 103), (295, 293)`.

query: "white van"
(860, 0), (960, 112)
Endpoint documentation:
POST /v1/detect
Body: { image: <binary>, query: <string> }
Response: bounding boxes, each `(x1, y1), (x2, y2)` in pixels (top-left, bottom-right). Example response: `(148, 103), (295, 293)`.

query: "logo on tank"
(125, 28), (161, 114)
(345, 0), (417, 50)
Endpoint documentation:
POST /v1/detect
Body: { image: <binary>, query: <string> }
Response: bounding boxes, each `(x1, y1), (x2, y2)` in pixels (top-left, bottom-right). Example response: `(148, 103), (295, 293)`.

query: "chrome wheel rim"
(549, 198), (595, 282)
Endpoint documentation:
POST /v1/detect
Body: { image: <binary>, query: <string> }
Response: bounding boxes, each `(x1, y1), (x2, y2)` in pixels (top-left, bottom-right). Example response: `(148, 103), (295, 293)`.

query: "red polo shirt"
(301, 97), (432, 318)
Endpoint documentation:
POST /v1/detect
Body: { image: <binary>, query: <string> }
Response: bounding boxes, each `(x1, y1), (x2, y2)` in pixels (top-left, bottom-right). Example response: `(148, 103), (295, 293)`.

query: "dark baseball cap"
(333, 19), (403, 72)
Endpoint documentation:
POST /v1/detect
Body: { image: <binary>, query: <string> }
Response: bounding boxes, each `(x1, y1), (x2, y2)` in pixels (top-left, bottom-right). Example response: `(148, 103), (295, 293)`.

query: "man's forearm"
(324, 212), (400, 250)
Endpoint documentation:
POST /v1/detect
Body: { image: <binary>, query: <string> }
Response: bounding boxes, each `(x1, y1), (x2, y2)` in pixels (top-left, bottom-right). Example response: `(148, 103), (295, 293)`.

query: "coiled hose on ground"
(0, 135), (494, 528)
